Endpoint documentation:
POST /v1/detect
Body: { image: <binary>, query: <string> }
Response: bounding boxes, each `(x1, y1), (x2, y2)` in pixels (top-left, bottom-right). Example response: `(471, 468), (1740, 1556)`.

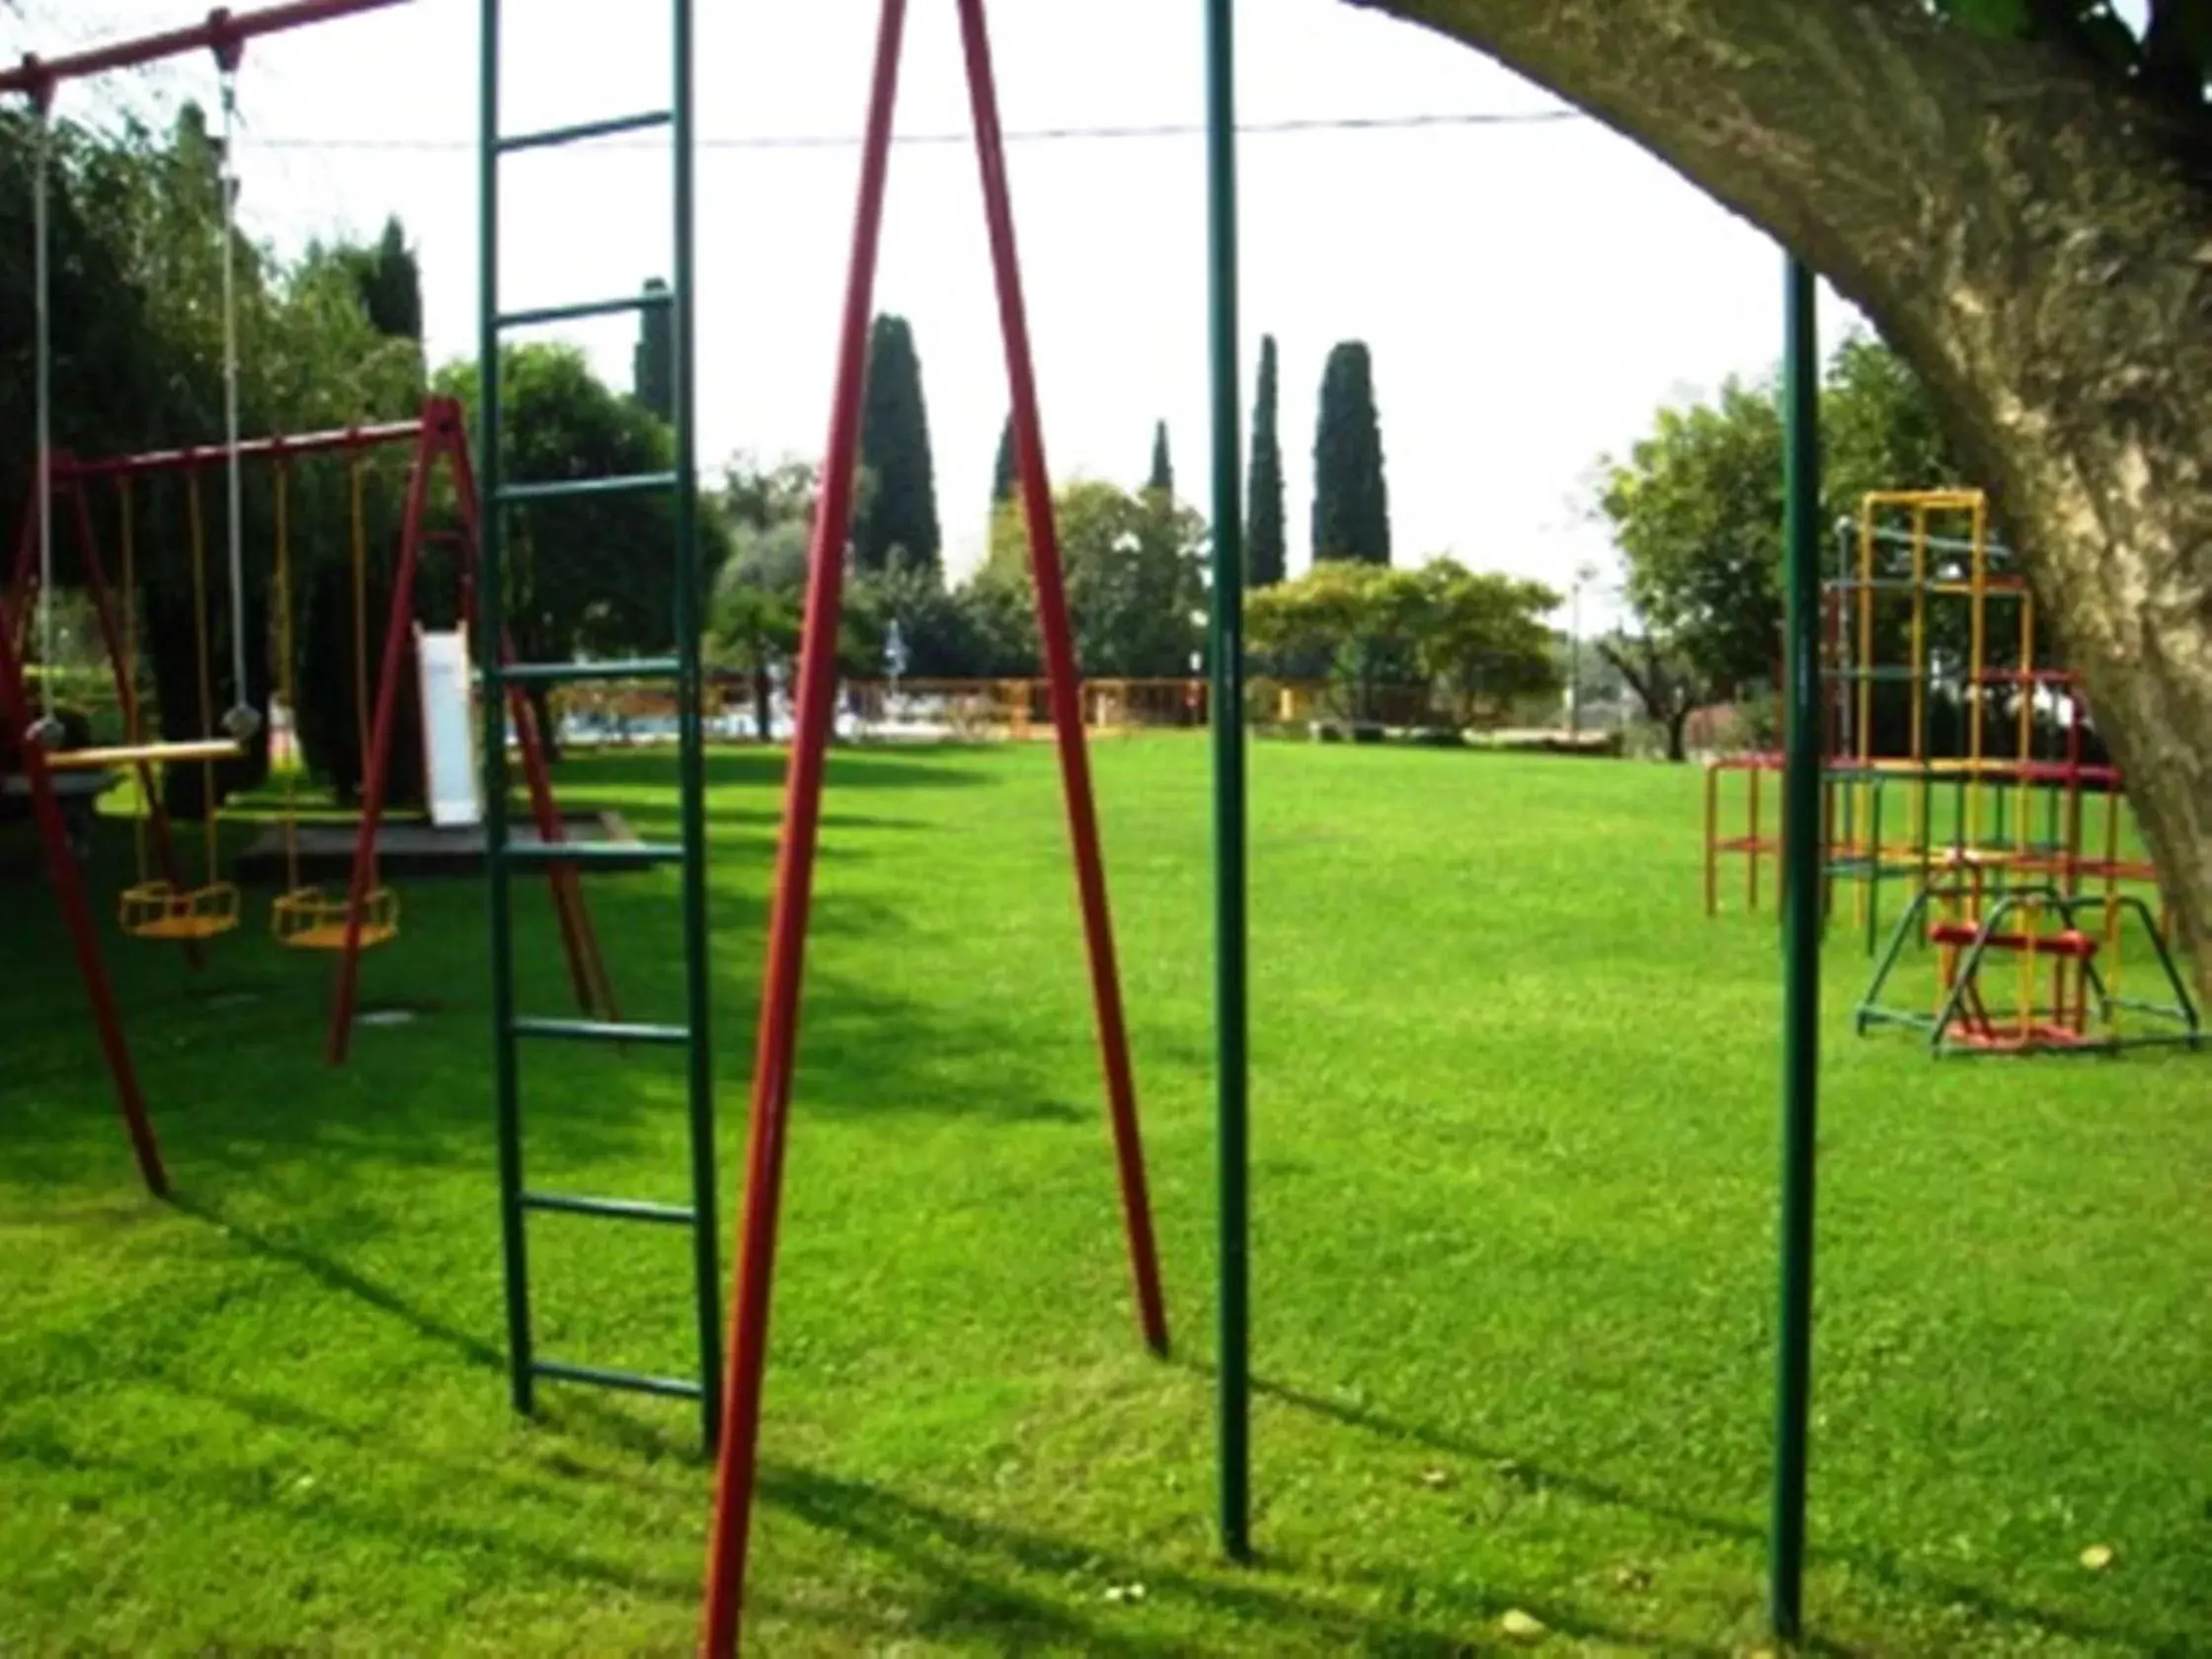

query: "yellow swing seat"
(120, 880), (242, 941)
(272, 885), (401, 952)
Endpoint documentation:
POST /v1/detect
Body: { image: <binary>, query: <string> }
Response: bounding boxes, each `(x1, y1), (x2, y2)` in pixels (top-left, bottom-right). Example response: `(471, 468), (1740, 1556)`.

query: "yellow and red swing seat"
(271, 884), (400, 952)
(119, 879), (241, 941)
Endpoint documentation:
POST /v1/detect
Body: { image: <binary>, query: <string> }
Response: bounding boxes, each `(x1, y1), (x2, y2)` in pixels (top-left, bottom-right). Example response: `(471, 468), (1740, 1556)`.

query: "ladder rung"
(500, 839), (687, 867)
(520, 1190), (696, 1224)
(531, 1359), (702, 1401)
(496, 658), (682, 685)
(496, 110), (672, 155)
(511, 1016), (689, 1046)
(496, 290), (674, 332)
(495, 472), (679, 506)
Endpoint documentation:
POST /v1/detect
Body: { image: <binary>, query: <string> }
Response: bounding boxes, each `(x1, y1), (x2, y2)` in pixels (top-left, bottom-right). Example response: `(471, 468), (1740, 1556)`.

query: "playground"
(3, 741), (2205, 1656)
(4, 2), (2208, 1654)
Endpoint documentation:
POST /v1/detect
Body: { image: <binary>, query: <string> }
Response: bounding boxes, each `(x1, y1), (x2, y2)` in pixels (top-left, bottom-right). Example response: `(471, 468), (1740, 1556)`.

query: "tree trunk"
(752, 667), (772, 744)
(1356, 0), (2212, 1000)
(1667, 707), (1693, 765)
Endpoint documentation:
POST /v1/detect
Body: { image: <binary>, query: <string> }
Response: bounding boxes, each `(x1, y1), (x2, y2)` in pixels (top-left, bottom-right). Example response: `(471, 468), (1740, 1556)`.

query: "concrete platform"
(235, 809), (646, 881)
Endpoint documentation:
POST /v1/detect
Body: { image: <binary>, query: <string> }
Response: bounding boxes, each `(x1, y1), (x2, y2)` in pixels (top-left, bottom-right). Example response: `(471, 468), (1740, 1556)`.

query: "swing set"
(1, 0), (618, 1201)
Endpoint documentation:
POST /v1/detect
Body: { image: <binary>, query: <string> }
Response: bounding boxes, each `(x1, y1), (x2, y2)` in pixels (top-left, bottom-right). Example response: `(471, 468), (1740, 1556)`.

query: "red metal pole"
(54, 419), (425, 482)
(440, 406), (614, 1024)
(701, 4), (908, 1651)
(0, 604), (167, 1196)
(2, 0), (412, 99)
(323, 421), (436, 1065)
(5, 472), (207, 969)
(955, 0), (1169, 1357)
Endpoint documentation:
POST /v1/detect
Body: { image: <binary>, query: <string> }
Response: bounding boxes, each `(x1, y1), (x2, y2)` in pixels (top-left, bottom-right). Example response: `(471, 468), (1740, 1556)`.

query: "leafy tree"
(632, 276), (673, 423)
(1354, 0), (2212, 993)
(1, 105), (421, 812)
(1415, 562), (1563, 728)
(1595, 335), (1968, 759)
(984, 481), (1206, 678)
(1246, 335), (1287, 588)
(1147, 420), (1174, 499)
(1311, 341), (1389, 565)
(1595, 628), (1704, 763)
(1246, 559), (1557, 727)
(854, 313), (940, 575)
(722, 452), (818, 533)
(1247, 561), (1419, 722)
(709, 515), (806, 742)
(335, 215), (424, 344)
(433, 345), (731, 753)
(990, 414), (1017, 507)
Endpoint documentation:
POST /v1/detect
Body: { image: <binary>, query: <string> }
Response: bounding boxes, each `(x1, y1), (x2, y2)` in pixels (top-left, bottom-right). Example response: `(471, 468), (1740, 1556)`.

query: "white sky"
(9, 0), (1874, 625)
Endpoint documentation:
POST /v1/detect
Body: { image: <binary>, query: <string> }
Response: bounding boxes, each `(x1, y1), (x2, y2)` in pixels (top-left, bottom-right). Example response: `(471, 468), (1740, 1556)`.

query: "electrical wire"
(241, 108), (1583, 154)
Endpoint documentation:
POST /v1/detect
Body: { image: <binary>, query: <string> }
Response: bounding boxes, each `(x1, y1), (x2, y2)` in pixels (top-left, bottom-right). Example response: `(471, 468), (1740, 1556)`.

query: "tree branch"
(1349, 0), (2212, 992)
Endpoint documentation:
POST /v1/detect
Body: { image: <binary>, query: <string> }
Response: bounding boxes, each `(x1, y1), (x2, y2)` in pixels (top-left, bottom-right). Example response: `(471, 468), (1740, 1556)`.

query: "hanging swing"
(117, 470), (246, 941)
(22, 54), (257, 938)
(118, 60), (259, 943)
(270, 455), (399, 952)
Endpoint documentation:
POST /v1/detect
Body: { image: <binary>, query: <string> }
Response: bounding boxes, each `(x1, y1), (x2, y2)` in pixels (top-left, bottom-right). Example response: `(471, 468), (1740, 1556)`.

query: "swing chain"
(25, 82), (64, 751)
(215, 59), (260, 747)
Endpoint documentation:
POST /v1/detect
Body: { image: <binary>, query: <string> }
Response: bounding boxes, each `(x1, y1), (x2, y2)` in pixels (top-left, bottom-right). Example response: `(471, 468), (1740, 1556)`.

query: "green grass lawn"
(2, 740), (2205, 1656)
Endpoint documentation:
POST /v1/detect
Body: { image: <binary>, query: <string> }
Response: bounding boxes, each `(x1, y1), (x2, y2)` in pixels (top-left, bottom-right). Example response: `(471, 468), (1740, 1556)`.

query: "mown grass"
(1, 739), (2205, 1657)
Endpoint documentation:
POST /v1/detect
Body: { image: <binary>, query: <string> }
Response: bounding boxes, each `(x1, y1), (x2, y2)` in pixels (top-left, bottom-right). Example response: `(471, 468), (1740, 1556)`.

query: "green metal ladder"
(476, 0), (720, 1449)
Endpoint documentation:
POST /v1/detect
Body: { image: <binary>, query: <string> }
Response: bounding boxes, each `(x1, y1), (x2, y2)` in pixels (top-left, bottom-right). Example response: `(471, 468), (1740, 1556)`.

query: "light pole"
(1569, 560), (1599, 744)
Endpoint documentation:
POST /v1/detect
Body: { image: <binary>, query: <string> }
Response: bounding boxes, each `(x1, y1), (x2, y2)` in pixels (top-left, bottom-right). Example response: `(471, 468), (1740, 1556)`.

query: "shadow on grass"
(166, 1193), (504, 1373)
(759, 1462), (1721, 1657)
(0, 1428), (701, 1606)
(1235, 1371), (2179, 1657)
(1, 842), (1085, 1197)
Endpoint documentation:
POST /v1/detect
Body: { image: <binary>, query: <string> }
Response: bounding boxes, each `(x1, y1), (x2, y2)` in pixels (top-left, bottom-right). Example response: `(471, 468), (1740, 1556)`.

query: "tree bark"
(1355, 0), (2212, 999)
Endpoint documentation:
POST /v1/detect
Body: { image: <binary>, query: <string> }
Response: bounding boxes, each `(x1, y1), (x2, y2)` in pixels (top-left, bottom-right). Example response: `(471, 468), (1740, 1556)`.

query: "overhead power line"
(242, 108), (1584, 153)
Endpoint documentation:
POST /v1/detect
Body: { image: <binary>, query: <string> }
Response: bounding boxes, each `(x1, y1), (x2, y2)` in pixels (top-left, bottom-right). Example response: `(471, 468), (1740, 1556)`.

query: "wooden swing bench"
(41, 738), (243, 772)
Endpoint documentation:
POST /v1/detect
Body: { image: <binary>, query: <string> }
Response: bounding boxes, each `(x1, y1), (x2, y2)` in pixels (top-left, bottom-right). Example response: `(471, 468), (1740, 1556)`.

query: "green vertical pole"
(669, 0), (722, 1453)
(477, 0), (532, 1418)
(1204, 0), (1251, 1565)
(1771, 252), (1824, 1642)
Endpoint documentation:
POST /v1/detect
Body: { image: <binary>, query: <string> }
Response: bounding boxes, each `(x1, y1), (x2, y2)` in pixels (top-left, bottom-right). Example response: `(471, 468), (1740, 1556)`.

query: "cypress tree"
(1311, 340), (1390, 565)
(991, 414), (1018, 506)
(632, 276), (674, 423)
(1147, 420), (1174, 499)
(1247, 335), (1286, 586)
(855, 313), (942, 574)
(343, 216), (423, 343)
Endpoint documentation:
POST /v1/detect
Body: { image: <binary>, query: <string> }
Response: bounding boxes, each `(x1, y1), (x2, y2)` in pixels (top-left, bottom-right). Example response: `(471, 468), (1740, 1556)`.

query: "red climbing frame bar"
(955, 0), (1168, 1356)
(0, 600), (167, 1196)
(701, 3), (1169, 1648)
(0, 0), (412, 100)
